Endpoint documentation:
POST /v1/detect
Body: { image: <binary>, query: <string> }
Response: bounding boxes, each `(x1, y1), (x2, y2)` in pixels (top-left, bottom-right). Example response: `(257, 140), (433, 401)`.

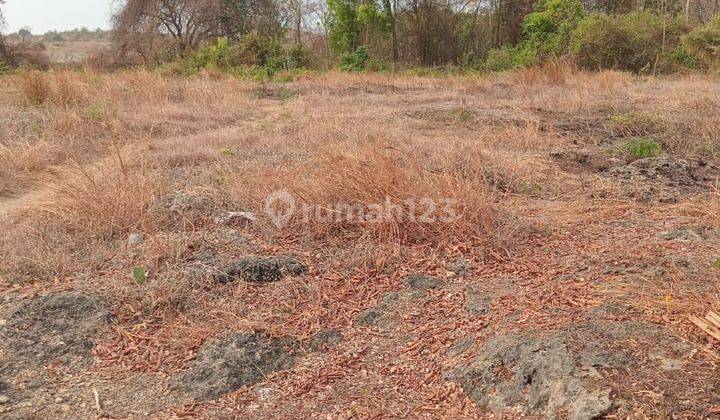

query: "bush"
(15, 70), (52, 105)
(231, 34), (285, 68)
(668, 44), (699, 69)
(287, 44), (314, 69)
(340, 46), (371, 71)
(178, 36), (314, 77)
(194, 36), (232, 69)
(570, 14), (629, 70)
(522, 0), (586, 58)
(683, 16), (720, 68)
(484, 46), (537, 71)
(570, 12), (689, 72)
(7, 42), (51, 70)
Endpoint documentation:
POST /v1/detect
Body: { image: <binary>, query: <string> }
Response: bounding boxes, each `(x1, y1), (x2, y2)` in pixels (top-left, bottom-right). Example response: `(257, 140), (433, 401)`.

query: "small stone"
(127, 233), (145, 246)
(465, 286), (491, 316)
(214, 211), (257, 226)
(404, 274), (444, 290)
(0, 395), (9, 404)
(214, 256), (307, 284)
(354, 307), (382, 327)
(54, 396), (63, 403)
(309, 329), (343, 351)
(257, 387), (273, 401)
(448, 258), (472, 275)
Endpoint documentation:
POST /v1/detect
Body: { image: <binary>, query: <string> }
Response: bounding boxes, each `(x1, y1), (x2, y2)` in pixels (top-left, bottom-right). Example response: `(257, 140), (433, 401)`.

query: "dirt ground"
(0, 69), (719, 418)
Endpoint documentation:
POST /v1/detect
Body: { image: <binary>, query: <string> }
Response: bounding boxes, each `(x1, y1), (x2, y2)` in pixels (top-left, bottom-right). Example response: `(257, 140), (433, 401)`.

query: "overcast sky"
(3, 0), (113, 34)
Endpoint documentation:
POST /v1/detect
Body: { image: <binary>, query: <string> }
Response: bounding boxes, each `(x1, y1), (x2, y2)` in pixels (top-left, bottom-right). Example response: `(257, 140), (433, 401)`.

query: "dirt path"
(0, 100), (283, 225)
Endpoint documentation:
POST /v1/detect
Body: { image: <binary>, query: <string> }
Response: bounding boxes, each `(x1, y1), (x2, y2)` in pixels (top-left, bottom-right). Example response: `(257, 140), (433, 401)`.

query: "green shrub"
(194, 36), (232, 69)
(485, 46), (537, 71)
(0, 61), (10, 75)
(522, 0), (586, 58)
(714, 257), (720, 269)
(232, 34), (287, 69)
(340, 46), (371, 71)
(570, 13), (630, 69)
(571, 12), (689, 72)
(668, 44), (699, 68)
(177, 35), (313, 77)
(682, 16), (720, 68)
(287, 44), (314, 69)
(483, 0), (581, 71)
(622, 12), (686, 72)
(618, 138), (662, 160)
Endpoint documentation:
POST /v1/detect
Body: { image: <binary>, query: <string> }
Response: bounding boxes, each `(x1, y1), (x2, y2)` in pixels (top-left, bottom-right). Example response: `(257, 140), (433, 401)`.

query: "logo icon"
(264, 190), (296, 228)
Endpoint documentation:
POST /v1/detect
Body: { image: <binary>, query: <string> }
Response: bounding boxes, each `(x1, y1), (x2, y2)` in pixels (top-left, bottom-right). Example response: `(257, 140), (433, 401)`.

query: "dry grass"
(1, 67), (719, 418)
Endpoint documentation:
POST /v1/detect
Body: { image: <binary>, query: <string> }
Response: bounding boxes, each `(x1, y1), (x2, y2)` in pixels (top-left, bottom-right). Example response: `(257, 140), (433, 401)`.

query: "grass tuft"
(618, 138), (663, 160)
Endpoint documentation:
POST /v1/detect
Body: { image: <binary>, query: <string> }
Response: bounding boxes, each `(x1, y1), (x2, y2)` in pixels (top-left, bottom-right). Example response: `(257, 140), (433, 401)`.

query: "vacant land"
(0, 69), (719, 418)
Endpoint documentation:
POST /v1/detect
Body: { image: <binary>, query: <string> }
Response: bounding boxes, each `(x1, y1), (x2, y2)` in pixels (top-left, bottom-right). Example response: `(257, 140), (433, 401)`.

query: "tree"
(113, 0), (224, 55)
(219, 0), (285, 40)
(0, 0), (12, 66)
(381, 0), (398, 61)
(522, 0), (586, 57)
(18, 27), (32, 42)
(283, 0), (321, 47)
(327, 0), (361, 52)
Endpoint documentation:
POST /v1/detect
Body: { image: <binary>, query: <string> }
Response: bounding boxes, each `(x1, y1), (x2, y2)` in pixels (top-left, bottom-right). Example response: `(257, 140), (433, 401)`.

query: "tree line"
(1, 0), (720, 72)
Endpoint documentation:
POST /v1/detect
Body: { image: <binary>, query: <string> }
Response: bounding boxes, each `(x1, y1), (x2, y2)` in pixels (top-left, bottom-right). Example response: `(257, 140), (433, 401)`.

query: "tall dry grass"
(0, 69), (254, 199)
(231, 138), (499, 245)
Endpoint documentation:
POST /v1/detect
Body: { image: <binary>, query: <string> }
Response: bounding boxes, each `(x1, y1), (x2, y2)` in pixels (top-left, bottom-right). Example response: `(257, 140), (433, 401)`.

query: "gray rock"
(649, 351), (685, 371)
(214, 211), (257, 226)
(381, 292), (400, 305)
(170, 332), (296, 401)
(464, 286), (491, 316)
(448, 258), (472, 276)
(404, 274), (444, 291)
(3, 293), (112, 365)
(446, 320), (696, 419)
(309, 329), (343, 351)
(354, 307), (383, 327)
(656, 228), (706, 241)
(0, 395), (9, 404)
(160, 191), (214, 214)
(446, 333), (612, 420)
(214, 256), (307, 284)
(127, 233), (145, 246)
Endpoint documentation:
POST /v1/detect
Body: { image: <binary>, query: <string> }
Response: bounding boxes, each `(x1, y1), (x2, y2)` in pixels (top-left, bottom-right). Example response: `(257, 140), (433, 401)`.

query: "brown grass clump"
(0, 155), (160, 283)
(15, 70), (53, 105)
(247, 140), (498, 245)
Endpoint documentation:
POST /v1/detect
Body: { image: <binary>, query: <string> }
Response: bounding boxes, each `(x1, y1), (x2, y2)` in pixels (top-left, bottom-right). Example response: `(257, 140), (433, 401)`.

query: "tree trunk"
(294, 1), (302, 47)
(383, 0), (398, 62)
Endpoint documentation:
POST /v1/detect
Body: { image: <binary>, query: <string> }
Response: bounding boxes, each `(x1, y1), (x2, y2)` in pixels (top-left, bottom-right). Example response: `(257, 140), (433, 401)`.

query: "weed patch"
(617, 138), (663, 161)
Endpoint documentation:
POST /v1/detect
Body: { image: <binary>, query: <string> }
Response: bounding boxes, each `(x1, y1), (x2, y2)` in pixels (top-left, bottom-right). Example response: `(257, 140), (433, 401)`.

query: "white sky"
(3, 0), (114, 34)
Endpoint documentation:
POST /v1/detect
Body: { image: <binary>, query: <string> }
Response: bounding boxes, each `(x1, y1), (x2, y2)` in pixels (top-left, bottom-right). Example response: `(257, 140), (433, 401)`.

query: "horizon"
(3, 0), (113, 35)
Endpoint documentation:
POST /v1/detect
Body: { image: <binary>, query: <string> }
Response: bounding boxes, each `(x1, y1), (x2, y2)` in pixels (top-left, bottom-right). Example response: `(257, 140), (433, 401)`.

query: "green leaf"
(132, 267), (147, 285)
